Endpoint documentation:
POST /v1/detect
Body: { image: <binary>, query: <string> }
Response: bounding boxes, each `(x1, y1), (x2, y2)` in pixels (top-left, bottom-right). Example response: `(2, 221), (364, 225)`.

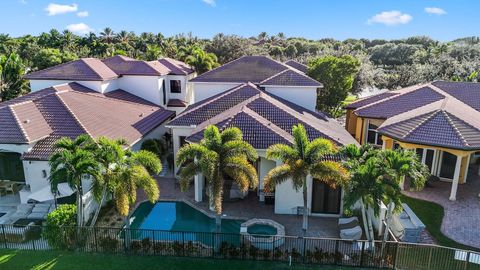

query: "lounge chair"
(340, 226), (363, 241)
(0, 204), (34, 224)
(338, 217), (359, 230)
(26, 204), (51, 220)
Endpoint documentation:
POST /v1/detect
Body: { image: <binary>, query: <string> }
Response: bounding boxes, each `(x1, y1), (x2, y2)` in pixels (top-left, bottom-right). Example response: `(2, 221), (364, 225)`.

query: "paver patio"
(404, 167), (480, 249)
(137, 176), (340, 238)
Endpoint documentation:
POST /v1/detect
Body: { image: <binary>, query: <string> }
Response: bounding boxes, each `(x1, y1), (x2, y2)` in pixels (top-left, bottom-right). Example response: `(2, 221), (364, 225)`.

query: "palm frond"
(263, 164), (293, 192)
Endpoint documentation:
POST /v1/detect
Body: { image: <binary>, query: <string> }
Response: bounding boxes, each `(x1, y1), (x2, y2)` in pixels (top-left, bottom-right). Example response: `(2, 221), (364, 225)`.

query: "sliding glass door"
(311, 180), (341, 214)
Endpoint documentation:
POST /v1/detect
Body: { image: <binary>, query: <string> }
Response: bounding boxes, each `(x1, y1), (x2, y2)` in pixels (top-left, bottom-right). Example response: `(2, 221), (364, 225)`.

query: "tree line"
(1, 29), (480, 114)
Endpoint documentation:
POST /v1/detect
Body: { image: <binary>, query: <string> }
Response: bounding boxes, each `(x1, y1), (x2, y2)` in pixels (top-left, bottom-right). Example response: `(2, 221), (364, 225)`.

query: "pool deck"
(136, 176), (340, 238)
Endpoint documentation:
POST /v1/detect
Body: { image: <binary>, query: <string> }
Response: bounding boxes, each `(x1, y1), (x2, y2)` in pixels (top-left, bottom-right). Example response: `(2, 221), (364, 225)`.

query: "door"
(0, 152), (25, 182)
(439, 152), (456, 179)
(311, 180), (341, 214)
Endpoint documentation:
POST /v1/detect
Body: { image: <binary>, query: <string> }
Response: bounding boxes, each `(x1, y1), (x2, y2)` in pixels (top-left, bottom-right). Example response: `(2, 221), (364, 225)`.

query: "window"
(170, 80), (181, 93)
(366, 122), (383, 146)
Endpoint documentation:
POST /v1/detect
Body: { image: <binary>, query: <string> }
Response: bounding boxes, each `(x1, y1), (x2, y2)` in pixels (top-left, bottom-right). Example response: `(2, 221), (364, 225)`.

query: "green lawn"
(0, 249), (367, 270)
(401, 194), (479, 251)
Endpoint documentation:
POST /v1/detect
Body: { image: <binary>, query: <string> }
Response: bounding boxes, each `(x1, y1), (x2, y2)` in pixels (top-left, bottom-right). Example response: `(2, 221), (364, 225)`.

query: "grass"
(401, 194), (479, 251)
(0, 249), (367, 270)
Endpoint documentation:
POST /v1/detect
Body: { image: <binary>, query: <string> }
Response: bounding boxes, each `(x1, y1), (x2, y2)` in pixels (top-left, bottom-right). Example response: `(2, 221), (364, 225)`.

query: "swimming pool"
(127, 201), (244, 245)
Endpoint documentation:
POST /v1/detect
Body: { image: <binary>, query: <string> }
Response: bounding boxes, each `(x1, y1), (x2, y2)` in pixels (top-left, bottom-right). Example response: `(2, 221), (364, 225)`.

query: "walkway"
(137, 176), (339, 238)
(403, 167), (480, 249)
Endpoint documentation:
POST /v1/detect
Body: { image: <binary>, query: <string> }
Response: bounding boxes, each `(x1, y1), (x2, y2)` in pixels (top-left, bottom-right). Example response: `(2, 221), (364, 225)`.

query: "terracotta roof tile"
(260, 69), (322, 87)
(24, 58), (118, 81)
(167, 99), (188, 107)
(284, 60), (308, 73)
(344, 92), (398, 109)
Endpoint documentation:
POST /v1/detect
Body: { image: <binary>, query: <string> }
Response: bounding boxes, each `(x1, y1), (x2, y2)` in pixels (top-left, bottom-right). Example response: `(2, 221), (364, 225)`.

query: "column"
(194, 173), (203, 202)
(449, 155), (463, 201)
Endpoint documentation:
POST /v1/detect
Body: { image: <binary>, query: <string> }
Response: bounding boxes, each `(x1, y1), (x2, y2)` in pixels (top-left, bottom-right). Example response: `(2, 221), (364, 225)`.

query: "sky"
(1, 0), (478, 41)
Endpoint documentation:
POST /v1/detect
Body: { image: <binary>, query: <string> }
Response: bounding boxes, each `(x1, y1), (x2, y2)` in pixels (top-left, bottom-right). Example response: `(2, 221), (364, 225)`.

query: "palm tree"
(100, 27), (115, 43)
(49, 135), (100, 227)
(89, 137), (127, 227)
(176, 125), (258, 231)
(264, 124), (349, 235)
(116, 30), (130, 44)
(145, 44), (163, 61)
(184, 47), (219, 74)
(111, 149), (161, 224)
(0, 53), (29, 101)
(378, 149), (429, 256)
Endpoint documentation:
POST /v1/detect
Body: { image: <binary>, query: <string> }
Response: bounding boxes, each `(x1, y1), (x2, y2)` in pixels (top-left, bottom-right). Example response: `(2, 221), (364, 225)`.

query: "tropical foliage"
(49, 135), (100, 227)
(42, 204), (77, 249)
(176, 125), (258, 230)
(0, 52), (28, 101)
(264, 124), (349, 234)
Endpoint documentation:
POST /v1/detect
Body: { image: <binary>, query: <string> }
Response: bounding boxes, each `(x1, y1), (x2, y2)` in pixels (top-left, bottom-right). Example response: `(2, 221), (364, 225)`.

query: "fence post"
(464, 251), (470, 270)
(152, 230), (156, 255)
(393, 242), (399, 269)
(211, 232), (215, 258)
(182, 232), (185, 257)
(31, 227), (36, 251)
(334, 239), (339, 265)
(93, 227), (98, 253)
(427, 246), (433, 270)
(359, 241), (365, 267)
(2, 225), (7, 249)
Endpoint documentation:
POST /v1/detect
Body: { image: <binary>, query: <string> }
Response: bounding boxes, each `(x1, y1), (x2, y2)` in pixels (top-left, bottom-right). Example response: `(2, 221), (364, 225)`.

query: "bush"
(98, 236), (120, 252)
(42, 204), (77, 250)
(141, 139), (167, 158)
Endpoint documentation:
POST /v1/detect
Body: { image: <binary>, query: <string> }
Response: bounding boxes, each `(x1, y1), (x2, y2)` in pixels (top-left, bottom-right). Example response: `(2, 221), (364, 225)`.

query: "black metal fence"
(1, 224), (479, 270)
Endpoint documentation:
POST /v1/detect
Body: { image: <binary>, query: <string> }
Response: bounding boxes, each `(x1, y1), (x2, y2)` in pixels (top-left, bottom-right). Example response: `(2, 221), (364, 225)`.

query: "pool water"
(247, 224), (277, 235)
(127, 201), (244, 245)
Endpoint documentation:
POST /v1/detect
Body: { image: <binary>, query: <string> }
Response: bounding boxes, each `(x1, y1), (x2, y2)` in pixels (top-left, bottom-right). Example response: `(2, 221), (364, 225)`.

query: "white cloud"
(202, 0), (216, 7)
(367, 11), (412, 26)
(77, 11), (89, 17)
(66, 23), (93, 34)
(45, 3), (78, 16)
(425, 7), (446, 15)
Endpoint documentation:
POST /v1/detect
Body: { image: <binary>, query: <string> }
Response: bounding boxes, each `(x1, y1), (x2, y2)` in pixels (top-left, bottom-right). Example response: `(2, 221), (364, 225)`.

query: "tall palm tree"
(100, 27), (115, 43)
(112, 149), (161, 225)
(116, 30), (130, 44)
(0, 53), (29, 101)
(49, 135), (100, 227)
(176, 125), (258, 231)
(264, 124), (349, 235)
(89, 137), (127, 227)
(378, 149), (428, 256)
(145, 44), (163, 61)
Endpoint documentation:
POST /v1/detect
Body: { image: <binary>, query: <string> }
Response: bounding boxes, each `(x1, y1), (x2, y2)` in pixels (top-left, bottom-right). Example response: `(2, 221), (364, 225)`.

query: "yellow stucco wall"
(345, 109), (357, 136)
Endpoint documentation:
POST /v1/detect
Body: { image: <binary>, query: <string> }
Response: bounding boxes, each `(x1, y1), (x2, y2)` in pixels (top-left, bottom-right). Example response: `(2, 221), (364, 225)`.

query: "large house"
(168, 56), (357, 216)
(0, 56), (195, 206)
(345, 81), (480, 201)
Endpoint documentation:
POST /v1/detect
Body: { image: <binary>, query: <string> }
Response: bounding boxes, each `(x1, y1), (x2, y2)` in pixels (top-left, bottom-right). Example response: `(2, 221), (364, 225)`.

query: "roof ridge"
(354, 83), (431, 113)
(259, 69), (289, 84)
(402, 110), (441, 139)
(242, 106), (294, 142)
(81, 58), (116, 80)
(191, 56), (246, 80)
(442, 110), (469, 147)
(54, 92), (92, 138)
(174, 83), (251, 119)
(7, 105), (29, 142)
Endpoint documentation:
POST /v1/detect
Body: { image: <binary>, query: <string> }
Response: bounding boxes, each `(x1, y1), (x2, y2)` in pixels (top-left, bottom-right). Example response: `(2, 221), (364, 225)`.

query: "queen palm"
(378, 149), (428, 257)
(184, 47), (219, 74)
(176, 125), (258, 231)
(49, 135), (100, 227)
(264, 124), (349, 235)
(89, 137), (127, 227)
(100, 27), (115, 43)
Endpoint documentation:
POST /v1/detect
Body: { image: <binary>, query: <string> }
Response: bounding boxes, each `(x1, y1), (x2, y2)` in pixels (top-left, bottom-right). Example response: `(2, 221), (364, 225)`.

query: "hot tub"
(240, 218), (285, 249)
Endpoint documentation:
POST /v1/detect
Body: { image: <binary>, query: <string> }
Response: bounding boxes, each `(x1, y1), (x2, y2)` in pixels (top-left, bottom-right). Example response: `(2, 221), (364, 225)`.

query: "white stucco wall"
(22, 160), (50, 193)
(29, 80), (111, 93)
(117, 75), (162, 106)
(263, 86), (318, 111)
(165, 75), (188, 102)
(192, 82), (240, 103)
(170, 126), (195, 174)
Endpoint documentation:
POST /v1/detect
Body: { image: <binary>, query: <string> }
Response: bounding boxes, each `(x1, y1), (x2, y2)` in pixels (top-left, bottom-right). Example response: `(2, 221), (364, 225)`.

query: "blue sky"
(1, 0), (477, 41)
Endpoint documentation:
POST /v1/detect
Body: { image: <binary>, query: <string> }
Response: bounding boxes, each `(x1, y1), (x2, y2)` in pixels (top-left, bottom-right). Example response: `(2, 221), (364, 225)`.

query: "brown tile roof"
(284, 60), (308, 73)
(260, 69), (322, 87)
(24, 58), (118, 81)
(167, 99), (188, 107)
(190, 56), (321, 87)
(344, 92), (399, 109)
(24, 56), (193, 81)
(0, 82), (174, 160)
(353, 81), (480, 150)
(169, 83), (356, 149)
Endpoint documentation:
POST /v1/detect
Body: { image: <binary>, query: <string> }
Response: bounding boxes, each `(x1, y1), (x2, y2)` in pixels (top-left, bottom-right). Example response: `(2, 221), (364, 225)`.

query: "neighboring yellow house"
(345, 81), (480, 201)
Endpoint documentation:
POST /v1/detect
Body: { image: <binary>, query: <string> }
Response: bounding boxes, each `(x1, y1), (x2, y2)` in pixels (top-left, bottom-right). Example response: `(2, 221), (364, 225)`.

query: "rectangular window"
(179, 136), (187, 147)
(366, 122), (382, 146)
(170, 80), (181, 93)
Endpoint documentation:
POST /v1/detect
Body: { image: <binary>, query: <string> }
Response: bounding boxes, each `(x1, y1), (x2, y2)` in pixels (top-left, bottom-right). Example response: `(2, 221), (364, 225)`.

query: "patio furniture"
(339, 216), (363, 240)
(4, 182), (19, 194)
(26, 203), (52, 220)
(0, 204), (34, 224)
(338, 217), (360, 231)
(390, 203), (425, 243)
(340, 226), (362, 241)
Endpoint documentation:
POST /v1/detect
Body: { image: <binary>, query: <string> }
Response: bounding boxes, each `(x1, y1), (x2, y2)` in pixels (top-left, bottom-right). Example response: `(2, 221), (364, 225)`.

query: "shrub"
(98, 236), (119, 252)
(42, 204), (77, 250)
(141, 139), (167, 158)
